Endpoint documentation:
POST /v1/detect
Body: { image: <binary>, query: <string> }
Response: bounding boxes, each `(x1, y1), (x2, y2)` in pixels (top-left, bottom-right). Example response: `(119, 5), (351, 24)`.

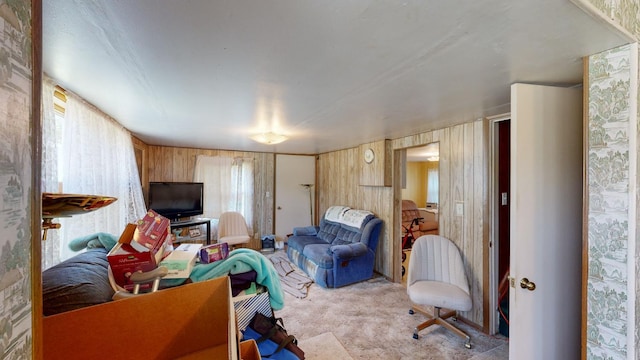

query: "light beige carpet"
(275, 276), (509, 359)
(298, 332), (353, 360)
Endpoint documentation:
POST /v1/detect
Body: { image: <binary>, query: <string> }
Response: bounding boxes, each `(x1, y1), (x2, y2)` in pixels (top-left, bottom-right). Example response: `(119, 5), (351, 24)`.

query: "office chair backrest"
(407, 235), (470, 295)
(218, 211), (249, 238)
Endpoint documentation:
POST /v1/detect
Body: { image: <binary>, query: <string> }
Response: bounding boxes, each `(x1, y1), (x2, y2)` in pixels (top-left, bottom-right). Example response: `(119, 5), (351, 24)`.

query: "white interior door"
(275, 154), (315, 242)
(509, 83), (582, 359)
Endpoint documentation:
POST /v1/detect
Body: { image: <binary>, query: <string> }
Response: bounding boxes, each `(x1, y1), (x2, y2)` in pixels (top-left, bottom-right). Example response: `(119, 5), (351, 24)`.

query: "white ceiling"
(43, 1), (629, 155)
(407, 143), (439, 162)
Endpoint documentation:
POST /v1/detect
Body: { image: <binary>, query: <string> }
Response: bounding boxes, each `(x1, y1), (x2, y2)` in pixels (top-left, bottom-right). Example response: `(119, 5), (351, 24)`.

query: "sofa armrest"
(293, 226), (319, 236)
(329, 243), (368, 259)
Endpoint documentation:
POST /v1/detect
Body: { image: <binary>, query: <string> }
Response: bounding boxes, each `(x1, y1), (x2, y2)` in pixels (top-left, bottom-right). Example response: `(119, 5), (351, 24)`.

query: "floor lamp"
(300, 184), (314, 226)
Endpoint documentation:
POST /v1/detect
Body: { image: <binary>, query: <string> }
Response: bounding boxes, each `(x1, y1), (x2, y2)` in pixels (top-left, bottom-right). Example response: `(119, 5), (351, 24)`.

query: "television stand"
(170, 218), (212, 245)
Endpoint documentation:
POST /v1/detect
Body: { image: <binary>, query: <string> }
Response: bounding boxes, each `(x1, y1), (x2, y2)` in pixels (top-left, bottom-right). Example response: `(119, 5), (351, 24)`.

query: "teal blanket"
(68, 232), (118, 252)
(190, 248), (285, 310)
(68, 234), (285, 310)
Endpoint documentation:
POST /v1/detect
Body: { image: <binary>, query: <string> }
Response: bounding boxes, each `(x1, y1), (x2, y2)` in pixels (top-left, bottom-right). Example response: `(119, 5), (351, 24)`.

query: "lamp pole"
(300, 184), (314, 226)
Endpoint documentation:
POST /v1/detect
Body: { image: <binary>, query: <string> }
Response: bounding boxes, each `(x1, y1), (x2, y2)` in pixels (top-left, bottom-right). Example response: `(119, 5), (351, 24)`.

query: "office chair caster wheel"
(413, 333), (419, 340)
(409, 309), (414, 315)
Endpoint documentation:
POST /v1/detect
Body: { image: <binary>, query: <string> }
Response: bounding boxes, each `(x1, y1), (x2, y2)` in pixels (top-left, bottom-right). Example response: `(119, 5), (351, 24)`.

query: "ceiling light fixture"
(250, 132), (288, 145)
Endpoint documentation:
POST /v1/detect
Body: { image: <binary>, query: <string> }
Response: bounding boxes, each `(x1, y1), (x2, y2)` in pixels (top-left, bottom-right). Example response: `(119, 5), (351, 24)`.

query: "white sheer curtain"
(41, 79), (147, 268)
(231, 157), (254, 226)
(427, 164), (439, 204)
(194, 156), (233, 216)
(193, 155), (253, 236)
(41, 76), (61, 268)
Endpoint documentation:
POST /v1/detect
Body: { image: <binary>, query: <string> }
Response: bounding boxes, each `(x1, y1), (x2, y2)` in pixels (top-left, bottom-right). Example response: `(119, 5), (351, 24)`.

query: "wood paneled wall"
(145, 145), (275, 250)
(317, 119), (489, 327)
(142, 118), (489, 327)
(402, 161), (429, 205)
(317, 148), (395, 275)
(359, 140), (392, 186)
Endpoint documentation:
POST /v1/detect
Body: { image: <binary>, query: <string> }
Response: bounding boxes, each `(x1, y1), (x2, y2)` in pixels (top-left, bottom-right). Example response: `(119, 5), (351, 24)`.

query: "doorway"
(274, 154), (316, 244)
(399, 143), (440, 285)
(490, 115), (511, 335)
(508, 84), (583, 358)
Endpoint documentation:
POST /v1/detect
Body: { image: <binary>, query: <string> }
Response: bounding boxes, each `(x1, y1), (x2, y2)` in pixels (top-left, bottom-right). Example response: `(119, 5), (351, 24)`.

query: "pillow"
(292, 226), (318, 236)
(42, 248), (114, 316)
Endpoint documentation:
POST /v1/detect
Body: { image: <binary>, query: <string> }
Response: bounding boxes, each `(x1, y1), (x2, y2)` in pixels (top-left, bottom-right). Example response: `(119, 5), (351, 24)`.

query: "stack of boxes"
(107, 209), (232, 291)
(107, 210), (171, 291)
(160, 243), (203, 279)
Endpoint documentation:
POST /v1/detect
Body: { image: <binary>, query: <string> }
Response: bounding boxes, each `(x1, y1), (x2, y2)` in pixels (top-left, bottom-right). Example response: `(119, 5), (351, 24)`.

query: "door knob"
(519, 277), (536, 291)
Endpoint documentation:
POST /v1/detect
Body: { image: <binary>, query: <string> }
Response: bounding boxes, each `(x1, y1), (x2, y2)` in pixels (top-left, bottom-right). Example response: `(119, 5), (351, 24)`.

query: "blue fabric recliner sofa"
(286, 206), (384, 288)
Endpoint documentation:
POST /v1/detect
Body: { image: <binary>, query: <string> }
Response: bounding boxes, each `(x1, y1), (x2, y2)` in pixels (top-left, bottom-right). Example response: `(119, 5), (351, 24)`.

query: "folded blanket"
(189, 248), (285, 310)
(340, 209), (374, 229)
(68, 233), (118, 252)
(270, 252), (313, 299)
(325, 206), (350, 223)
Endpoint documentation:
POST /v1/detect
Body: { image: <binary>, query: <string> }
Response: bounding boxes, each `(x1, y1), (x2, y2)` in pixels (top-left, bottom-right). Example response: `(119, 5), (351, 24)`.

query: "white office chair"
(217, 211), (251, 248)
(406, 235), (473, 349)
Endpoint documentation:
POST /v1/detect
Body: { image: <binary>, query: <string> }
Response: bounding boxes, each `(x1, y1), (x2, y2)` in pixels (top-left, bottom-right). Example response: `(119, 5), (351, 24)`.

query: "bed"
(42, 248), (114, 316)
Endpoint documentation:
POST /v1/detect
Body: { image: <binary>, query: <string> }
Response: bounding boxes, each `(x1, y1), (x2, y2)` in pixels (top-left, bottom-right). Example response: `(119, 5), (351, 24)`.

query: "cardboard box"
(200, 242), (229, 263)
(43, 277), (240, 360)
(108, 223), (167, 290)
(239, 339), (261, 360)
(160, 243), (203, 279)
(131, 209), (171, 252)
(175, 340), (260, 360)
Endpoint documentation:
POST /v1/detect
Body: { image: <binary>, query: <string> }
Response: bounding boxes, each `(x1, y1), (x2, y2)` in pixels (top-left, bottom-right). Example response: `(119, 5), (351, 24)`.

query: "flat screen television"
(147, 182), (204, 220)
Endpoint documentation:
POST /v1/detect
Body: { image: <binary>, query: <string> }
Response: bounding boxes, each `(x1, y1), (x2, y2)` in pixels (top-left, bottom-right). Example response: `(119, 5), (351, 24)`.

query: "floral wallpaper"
(0, 0), (33, 358)
(587, 0), (640, 39)
(587, 44), (633, 360)
(585, 1), (640, 359)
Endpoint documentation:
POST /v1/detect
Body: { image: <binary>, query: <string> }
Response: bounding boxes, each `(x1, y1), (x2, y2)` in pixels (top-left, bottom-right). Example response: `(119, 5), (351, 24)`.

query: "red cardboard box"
(131, 209), (171, 253)
(108, 223), (167, 290)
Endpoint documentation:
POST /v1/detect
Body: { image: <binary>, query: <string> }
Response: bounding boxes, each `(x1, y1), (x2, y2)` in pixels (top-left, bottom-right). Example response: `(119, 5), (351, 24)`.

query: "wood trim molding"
(132, 136), (149, 201)
(580, 56), (589, 360)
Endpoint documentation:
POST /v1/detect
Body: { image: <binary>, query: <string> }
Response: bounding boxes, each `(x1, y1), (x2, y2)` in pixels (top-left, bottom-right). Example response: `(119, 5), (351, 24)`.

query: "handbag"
(247, 312), (305, 360)
(243, 326), (299, 360)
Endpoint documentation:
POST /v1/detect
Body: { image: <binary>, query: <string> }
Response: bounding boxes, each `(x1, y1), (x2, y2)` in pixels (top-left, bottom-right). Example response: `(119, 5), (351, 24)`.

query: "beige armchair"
(217, 211), (250, 247)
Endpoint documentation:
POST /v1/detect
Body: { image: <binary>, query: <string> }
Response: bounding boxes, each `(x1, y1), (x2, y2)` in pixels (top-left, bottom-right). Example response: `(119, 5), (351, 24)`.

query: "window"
(427, 164), (439, 205)
(193, 155), (254, 236)
(41, 76), (146, 268)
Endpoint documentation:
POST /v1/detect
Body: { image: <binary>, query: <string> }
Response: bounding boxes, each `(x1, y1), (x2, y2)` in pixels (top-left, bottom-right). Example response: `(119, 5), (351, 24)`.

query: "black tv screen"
(148, 182), (204, 220)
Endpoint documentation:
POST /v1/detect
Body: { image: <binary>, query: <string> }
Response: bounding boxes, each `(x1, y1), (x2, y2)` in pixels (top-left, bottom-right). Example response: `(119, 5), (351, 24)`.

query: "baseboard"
(457, 315), (486, 333)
